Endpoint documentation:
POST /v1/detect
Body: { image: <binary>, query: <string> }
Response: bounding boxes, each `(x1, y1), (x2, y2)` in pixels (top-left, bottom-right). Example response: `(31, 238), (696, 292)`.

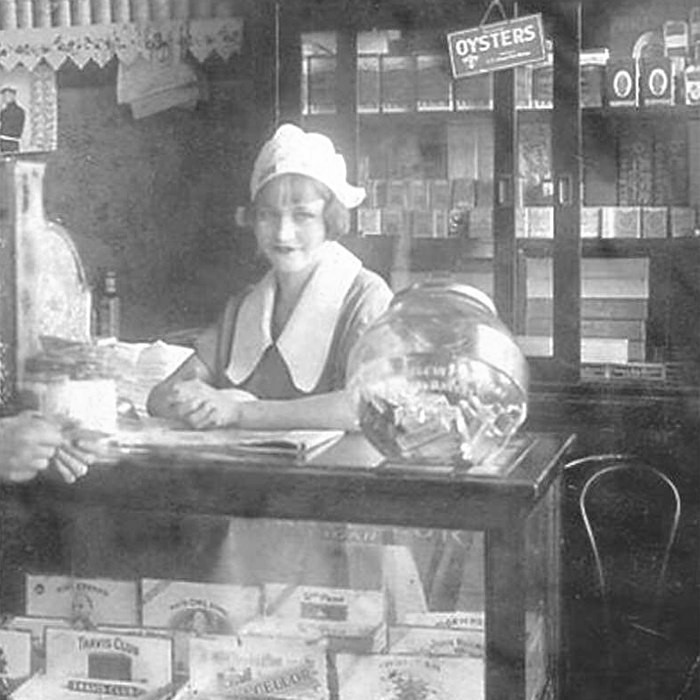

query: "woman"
(147, 123), (392, 431)
(145, 124), (399, 591)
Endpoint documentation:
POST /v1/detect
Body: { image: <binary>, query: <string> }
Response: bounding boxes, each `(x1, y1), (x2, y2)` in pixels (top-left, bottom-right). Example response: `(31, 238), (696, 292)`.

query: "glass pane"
(302, 31), (337, 116)
(525, 484), (560, 700)
(4, 505), (487, 698)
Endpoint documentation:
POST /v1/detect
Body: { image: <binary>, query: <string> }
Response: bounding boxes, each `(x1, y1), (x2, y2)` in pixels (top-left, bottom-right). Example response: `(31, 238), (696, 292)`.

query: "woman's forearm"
(237, 390), (359, 432)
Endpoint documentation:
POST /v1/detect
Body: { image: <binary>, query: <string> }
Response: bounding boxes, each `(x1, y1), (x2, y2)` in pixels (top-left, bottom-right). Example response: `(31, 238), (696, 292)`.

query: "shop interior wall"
(39, 58), (267, 343)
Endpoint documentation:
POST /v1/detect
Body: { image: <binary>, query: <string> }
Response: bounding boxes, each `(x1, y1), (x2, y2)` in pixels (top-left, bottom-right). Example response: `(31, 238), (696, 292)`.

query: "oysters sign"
(447, 14), (546, 79)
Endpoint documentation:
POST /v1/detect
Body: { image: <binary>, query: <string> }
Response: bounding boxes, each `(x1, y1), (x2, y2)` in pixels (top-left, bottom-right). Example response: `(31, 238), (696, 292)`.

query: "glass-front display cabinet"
(0, 432), (573, 700)
(285, 0), (700, 389)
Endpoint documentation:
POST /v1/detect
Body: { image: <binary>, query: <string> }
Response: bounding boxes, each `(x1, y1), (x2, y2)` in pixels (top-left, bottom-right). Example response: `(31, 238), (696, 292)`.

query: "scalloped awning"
(0, 18), (243, 71)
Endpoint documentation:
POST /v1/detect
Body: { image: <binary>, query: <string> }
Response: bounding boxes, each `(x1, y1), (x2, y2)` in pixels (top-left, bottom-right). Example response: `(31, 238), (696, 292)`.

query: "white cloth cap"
(250, 123), (366, 209)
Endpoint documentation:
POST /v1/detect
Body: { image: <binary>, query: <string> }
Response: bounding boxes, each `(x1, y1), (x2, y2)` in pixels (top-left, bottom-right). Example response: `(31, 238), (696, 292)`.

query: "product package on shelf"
(601, 206), (641, 239)
(12, 627), (173, 700)
(453, 73), (493, 110)
(335, 653), (484, 700)
(358, 208), (382, 236)
(411, 210), (434, 239)
(606, 59), (638, 107)
(415, 54), (451, 111)
(307, 56), (337, 115)
(141, 578), (263, 676)
(641, 207), (669, 238)
(357, 55), (381, 113)
(172, 634), (330, 700)
(25, 575), (139, 628)
(639, 57), (676, 106)
(380, 55), (415, 112)
(670, 206), (697, 237)
(239, 584), (387, 654)
(581, 207), (601, 238)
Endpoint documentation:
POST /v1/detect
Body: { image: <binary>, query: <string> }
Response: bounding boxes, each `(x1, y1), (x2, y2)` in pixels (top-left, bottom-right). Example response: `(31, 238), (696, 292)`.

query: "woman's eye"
(292, 210), (316, 222)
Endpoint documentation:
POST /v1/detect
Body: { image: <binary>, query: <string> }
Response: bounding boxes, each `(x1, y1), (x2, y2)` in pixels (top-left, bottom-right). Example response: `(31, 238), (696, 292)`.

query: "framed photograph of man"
(0, 64), (57, 155)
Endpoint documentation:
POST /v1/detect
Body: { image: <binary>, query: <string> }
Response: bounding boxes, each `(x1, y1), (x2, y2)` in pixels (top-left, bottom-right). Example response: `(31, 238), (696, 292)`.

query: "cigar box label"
(25, 576), (138, 628)
(606, 61), (637, 107)
(44, 627), (172, 688)
(388, 625), (485, 658)
(141, 579), (262, 634)
(336, 653), (484, 700)
(402, 611), (485, 631)
(263, 585), (384, 635)
(640, 59), (675, 105)
(0, 629), (32, 679)
(670, 206), (697, 237)
(188, 635), (329, 699)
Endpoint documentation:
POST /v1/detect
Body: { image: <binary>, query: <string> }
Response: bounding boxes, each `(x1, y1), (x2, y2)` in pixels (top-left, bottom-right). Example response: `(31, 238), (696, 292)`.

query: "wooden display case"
(0, 431), (575, 700)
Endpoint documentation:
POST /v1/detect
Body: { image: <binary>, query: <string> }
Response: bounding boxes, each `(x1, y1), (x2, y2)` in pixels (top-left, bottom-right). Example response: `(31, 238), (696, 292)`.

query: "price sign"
(447, 14), (546, 79)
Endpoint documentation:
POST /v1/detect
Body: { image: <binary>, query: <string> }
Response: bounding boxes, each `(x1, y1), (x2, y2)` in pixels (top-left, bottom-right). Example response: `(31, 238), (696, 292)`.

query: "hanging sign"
(447, 14), (546, 79)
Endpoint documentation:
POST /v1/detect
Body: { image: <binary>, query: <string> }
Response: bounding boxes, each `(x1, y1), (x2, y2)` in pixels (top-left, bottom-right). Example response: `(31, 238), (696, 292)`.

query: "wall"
(39, 59), (267, 342)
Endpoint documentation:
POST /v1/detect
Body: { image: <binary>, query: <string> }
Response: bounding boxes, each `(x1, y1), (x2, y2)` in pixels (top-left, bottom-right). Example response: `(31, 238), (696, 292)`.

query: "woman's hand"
(169, 379), (257, 429)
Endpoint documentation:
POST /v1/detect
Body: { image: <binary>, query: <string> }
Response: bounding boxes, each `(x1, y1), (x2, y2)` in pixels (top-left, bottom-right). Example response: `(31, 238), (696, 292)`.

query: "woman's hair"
(248, 174), (351, 239)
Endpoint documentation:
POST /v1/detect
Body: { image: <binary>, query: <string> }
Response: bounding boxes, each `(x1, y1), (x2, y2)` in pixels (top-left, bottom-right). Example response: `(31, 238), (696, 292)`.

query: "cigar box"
(177, 634), (330, 700)
(13, 628), (173, 700)
(25, 575), (138, 628)
(388, 625), (485, 658)
(0, 628), (32, 680)
(258, 584), (386, 654)
(336, 653), (484, 700)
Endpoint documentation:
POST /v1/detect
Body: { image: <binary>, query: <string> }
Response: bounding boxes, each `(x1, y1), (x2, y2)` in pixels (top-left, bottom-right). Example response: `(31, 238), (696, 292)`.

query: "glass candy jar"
(347, 282), (529, 466)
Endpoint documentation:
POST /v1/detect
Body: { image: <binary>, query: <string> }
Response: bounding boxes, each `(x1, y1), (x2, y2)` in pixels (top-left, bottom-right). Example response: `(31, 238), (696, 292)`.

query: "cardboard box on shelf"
(526, 206), (554, 238)
(358, 207), (382, 236)
(606, 60), (638, 107)
(416, 53), (452, 111)
(670, 206), (697, 237)
(641, 207), (668, 238)
(639, 58), (675, 106)
(581, 207), (601, 238)
(357, 55), (381, 113)
(381, 55), (415, 112)
(601, 207), (641, 238)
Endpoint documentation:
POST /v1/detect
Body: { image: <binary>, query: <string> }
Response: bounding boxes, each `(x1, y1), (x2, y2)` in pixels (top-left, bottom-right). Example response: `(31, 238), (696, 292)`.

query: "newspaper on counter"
(171, 634), (329, 700)
(25, 575), (139, 628)
(336, 653), (484, 700)
(12, 627), (173, 700)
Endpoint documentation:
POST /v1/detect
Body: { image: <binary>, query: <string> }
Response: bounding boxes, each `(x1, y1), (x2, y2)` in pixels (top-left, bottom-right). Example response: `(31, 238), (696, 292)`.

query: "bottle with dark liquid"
(95, 269), (120, 339)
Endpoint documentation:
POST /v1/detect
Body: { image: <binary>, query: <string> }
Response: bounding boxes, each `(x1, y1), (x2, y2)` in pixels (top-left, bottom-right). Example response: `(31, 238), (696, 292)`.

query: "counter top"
(5, 431), (576, 532)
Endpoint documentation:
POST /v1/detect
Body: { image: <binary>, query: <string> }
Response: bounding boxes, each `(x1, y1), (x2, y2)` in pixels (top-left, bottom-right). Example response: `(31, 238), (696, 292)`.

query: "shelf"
(518, 237), (700, 258)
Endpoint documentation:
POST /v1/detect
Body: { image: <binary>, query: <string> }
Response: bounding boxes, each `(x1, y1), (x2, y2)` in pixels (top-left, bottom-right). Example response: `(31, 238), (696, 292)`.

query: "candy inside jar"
(348, 283), (529, 467)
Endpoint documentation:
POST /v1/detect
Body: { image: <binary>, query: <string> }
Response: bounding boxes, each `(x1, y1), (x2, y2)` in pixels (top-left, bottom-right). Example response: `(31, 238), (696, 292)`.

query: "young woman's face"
(253, 175), (328, 276)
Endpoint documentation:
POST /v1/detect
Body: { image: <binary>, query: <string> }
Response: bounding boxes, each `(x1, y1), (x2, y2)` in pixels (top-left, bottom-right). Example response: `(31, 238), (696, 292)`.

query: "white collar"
(227, 241), (362, 392)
